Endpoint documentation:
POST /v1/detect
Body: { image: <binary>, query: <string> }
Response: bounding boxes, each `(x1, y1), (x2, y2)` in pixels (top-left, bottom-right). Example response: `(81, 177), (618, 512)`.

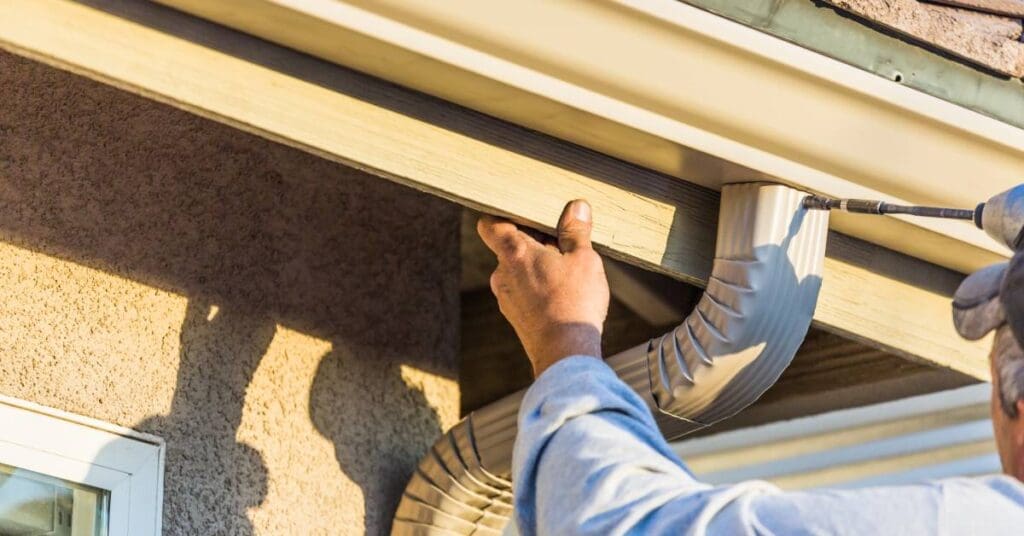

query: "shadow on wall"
(0, 50), (459, 534)
(310, 346), (445, 531)
(131, 302), (275, 533)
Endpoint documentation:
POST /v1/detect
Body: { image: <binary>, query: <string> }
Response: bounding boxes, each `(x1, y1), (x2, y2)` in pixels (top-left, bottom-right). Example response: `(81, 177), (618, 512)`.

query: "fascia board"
(155, 0), (1024, 274)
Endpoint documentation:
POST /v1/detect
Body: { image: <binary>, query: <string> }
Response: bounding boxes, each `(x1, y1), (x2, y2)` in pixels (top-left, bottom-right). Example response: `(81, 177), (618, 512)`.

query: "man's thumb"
(557, 199), (593, 253)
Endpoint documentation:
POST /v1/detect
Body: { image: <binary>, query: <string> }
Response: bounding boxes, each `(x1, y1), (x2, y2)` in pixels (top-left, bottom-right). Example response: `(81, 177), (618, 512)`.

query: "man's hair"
(994, 325), (1024, 418)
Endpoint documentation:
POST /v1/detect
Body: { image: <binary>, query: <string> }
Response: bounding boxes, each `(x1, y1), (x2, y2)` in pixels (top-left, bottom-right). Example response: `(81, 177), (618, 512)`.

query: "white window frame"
(0, 395), (164, 535)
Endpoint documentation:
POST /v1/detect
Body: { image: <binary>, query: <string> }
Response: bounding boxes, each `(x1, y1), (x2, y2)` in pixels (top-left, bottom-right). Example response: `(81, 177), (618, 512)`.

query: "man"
(478, 200), (1024, 535)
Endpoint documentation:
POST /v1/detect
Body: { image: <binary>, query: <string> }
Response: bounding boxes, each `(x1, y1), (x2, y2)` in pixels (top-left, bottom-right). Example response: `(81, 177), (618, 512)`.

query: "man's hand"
(477, 200), (610, 376)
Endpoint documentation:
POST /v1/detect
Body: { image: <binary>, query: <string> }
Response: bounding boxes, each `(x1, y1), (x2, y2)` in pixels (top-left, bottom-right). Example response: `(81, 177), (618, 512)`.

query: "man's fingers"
(478, 215), (539, 262)
(557, 199), (593, 253)
(477, 215), (518, 258)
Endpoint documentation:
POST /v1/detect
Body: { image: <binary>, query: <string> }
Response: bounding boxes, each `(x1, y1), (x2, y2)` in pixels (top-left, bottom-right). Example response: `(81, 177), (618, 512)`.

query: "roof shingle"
(825, 0), (1024, 77)
(924, 0), (1024, 18)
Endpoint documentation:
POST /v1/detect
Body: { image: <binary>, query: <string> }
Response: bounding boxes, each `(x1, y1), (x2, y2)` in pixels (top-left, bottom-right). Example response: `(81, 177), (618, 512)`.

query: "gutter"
(157, 0), (1023, 274)
(393, 183), (830, 534)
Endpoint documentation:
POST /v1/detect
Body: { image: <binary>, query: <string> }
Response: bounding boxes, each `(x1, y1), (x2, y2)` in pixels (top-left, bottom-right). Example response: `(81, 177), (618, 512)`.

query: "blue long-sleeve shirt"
(512, 356), (1024, 535)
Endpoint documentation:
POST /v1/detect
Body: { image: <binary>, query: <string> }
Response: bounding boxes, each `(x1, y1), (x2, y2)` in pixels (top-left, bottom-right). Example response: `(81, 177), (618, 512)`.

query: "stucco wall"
(0, 51), (461, 534)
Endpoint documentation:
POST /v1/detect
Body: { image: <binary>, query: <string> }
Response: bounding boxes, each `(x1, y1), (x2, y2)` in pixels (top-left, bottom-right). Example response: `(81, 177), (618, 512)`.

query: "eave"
(155, 0), (1024, 276)
(0, 0), (993, 380)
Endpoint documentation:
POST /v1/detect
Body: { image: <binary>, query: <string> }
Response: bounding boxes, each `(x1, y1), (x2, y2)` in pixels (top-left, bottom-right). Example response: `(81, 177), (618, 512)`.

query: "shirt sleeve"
(511, 356), (1024, 536)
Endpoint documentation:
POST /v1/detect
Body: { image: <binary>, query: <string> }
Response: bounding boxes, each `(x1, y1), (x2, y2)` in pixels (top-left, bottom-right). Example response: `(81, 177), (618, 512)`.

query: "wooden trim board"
(153, 0), (1024, 276)
(0, 0), (992, 379)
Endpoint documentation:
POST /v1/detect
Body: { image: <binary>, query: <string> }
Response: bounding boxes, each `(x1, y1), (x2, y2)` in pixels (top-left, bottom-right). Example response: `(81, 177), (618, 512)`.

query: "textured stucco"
(0, 51), (461, 534)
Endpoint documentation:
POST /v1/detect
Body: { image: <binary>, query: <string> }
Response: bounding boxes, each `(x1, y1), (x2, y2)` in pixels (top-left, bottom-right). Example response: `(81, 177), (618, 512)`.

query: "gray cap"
(953, 252), (1024, 348)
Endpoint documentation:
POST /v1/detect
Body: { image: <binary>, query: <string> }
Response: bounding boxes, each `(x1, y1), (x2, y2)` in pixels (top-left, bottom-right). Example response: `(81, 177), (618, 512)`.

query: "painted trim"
(0, 395), (165, 536)
(673, 383), (998, 489)
(156, 0), (1024, 275)
(675, 382), (991, 456)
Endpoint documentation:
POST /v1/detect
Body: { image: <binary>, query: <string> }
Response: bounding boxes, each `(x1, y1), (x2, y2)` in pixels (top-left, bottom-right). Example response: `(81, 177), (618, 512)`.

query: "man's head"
(954, 252), (1024, 479)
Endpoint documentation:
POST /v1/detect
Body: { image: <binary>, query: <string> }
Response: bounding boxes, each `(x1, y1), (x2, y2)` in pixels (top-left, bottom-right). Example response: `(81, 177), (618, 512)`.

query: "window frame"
(0, 395), (164, 535)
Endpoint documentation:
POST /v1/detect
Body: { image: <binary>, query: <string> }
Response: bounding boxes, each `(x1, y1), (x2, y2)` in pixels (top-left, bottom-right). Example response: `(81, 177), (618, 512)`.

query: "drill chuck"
(978, 185), (1024, 250)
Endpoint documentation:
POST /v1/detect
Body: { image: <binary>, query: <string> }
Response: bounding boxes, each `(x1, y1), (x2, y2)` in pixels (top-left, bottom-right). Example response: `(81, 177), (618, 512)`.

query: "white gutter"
(157, 0), (1024, 273)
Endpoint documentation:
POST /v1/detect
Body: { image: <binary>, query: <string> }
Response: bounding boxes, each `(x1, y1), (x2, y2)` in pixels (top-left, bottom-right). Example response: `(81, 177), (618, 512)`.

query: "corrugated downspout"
(393, 183), (829, 535)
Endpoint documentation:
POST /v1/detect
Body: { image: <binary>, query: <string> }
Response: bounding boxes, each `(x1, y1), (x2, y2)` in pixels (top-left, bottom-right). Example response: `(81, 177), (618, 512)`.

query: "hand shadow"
(122, 300), (275, 534)
(309, 343), (443, 535)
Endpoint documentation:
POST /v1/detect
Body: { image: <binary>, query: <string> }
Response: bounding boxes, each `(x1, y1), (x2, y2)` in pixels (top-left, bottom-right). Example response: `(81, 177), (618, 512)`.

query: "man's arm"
(479, 200), (1024, 536)
(512, 353), (1024, 535)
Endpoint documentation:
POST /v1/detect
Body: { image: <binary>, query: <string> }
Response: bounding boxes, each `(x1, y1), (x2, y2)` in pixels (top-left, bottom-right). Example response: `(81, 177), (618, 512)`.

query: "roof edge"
(154, 0), (1024, 274)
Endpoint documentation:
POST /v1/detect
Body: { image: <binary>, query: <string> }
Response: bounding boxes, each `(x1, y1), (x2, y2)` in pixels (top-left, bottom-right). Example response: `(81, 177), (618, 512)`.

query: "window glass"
(0, 463), (109, 536)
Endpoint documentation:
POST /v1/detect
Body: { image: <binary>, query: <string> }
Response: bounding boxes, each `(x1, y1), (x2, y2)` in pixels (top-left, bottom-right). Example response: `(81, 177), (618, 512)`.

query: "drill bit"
(803, 195), (979, 227)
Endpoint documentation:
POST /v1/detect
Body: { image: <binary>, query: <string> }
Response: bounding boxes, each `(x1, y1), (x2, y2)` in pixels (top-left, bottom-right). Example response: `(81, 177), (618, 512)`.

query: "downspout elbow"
(393, 183), (829, 534)
(638, 183), (828, 438)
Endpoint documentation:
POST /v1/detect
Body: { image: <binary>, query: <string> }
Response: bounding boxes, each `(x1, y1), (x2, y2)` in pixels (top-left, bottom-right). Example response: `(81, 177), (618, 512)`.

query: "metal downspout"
(393, 183), (830, 534)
